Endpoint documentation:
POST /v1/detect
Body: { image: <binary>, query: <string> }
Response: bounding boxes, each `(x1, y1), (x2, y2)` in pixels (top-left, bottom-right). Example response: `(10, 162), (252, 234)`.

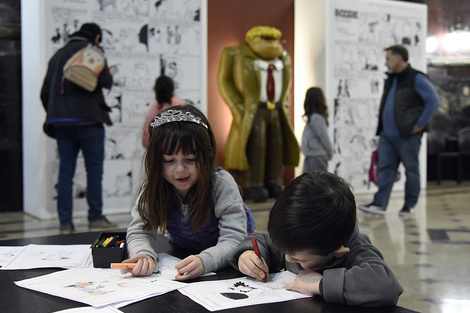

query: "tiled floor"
(1, 181), (469, 312)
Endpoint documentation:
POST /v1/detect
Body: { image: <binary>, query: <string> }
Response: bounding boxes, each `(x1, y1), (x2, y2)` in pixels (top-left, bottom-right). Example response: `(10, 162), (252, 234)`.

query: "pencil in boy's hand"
(110, 263), (137, 269)
(251, 238), (267, 283)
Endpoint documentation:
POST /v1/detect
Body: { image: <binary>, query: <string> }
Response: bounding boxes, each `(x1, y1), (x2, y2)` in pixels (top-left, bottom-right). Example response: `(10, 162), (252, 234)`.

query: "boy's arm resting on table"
(197, 170), (249, 273)
(284, 268), (323, 296)
(322, 248), (403, 307)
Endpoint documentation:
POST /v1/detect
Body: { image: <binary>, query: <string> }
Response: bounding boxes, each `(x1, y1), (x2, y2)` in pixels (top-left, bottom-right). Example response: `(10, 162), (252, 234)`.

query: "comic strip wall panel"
(44, 0), (203, 216)
(326, 0), (426, 192)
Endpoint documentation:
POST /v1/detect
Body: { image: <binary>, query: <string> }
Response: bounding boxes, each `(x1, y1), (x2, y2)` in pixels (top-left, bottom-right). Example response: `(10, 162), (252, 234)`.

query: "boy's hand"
(120, 253), (155, 277)
(238, 250), (269, 282)
(285, 268), (323, 296)
(174, 255), (204, 281)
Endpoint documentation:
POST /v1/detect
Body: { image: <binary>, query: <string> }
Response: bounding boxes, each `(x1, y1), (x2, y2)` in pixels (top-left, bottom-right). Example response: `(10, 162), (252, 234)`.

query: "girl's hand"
(120, 254), (155, 277)
(174, 255), (204, 281)
(284, 268), (323, 296)
(238, 250), (269, 282)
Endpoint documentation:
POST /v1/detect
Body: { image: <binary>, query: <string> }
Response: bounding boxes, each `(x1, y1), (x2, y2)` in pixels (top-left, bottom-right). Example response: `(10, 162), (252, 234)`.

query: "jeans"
(373, 133), (422, 209)
(55, 125), (105, 225)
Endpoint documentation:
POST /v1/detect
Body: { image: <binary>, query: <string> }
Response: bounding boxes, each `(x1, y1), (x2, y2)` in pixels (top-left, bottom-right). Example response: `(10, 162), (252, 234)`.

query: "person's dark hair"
(154, 76), (175, 109)
(303, 87), (329, 126)
(384, 45), (408, 62)
(76, 23), (102, 43)
(267, 171), (357, 256)
(138, 105), (216, 233)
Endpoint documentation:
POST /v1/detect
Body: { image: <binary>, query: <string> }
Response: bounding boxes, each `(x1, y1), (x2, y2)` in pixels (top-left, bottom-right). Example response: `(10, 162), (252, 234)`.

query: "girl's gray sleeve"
(125, 195), (158, 262)
(310, 115), (333, 157)
(197, 170), (248, 273)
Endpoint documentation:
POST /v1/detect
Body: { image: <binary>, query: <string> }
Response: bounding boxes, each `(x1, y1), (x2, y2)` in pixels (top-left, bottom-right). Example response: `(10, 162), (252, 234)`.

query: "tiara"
(150, 109), (208, 129)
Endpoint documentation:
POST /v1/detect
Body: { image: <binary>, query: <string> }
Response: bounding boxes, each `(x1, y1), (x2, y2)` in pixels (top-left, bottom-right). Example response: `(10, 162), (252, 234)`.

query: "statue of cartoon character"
(217, 26), (299, 202)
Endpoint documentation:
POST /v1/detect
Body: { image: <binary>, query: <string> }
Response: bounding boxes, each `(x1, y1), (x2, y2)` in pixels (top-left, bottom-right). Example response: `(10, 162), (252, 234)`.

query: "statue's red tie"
(267, 64), (275, 103)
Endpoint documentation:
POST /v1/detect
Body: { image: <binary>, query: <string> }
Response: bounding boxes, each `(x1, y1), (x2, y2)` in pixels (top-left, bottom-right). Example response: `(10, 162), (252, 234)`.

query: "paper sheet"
(178, 271), (309, 311)
(15, 267), (178, 308)
(2, 244), (91, 270)
(53, 306), (123, 313)
(104, 254), (189, 308)
(152, 252), (215, 279)
(0, 246), (25, 268)
(155, 252), (183, 279)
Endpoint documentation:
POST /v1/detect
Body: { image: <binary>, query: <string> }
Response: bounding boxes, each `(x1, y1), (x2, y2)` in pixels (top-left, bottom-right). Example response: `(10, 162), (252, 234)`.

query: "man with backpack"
(41, 23), (116, 233)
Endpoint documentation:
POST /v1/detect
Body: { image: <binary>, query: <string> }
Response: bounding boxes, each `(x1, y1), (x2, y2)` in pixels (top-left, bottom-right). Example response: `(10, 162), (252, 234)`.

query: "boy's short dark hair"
(384, 45), (409, 62)
(267, 171), (357, 256)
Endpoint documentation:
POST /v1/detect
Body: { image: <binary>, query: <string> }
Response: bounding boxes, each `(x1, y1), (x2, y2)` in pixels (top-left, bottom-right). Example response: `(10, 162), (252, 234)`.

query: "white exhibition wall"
(21, 0), (206, 219)
(22, 0), (428, 220)
(294, 0), (428, 194)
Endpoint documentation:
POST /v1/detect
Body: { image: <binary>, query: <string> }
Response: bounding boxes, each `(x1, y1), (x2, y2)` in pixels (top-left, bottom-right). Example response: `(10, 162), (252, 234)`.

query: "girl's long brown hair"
(303, 87), (329, 126)
(138, 105), (216, 233)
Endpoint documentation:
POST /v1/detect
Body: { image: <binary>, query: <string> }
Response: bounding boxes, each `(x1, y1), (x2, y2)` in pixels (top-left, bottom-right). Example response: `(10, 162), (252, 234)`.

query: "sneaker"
(399, 205), (414, 217)
(89, 216), (118, 231)
(358, 203), (386, 216)
(59, 222), (75, 234)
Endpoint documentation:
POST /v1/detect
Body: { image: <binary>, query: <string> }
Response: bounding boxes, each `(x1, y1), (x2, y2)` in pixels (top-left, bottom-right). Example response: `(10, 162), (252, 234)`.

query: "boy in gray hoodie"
(230, 171), (403, 307)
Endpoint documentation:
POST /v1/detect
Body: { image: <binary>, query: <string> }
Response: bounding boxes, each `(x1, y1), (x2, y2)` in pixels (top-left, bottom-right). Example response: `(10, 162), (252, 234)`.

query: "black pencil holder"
(91, 232), (128, 268)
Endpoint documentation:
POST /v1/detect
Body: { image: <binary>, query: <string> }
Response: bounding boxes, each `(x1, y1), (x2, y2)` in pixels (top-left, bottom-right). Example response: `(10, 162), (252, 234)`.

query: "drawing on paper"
(179, 271), (309, 311)
(15, 267), (175, 308)
(2, 244), (90, 270)
(65, 281), (111, 295)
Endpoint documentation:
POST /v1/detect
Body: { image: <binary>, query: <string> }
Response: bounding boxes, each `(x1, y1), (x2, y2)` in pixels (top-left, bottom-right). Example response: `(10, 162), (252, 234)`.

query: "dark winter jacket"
(40, 34), (113, 137)
(376, 65), (427, 138)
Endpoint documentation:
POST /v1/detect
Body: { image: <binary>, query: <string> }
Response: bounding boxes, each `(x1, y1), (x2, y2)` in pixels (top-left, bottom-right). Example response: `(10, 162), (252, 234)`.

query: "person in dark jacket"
(230, 171), (403, 307)
(358, 45), (438, 217)
(41, 23), (116, 234)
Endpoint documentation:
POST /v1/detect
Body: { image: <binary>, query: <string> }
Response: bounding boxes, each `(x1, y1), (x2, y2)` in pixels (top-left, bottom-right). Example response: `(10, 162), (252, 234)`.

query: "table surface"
(0, 230), (418, 313)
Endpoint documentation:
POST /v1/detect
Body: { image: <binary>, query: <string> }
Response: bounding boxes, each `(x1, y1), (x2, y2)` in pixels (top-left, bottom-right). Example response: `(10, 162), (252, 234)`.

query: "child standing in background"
(141, 76), (183, 148)
(301, 87), (332, 173)
(123, 105), (254, 280)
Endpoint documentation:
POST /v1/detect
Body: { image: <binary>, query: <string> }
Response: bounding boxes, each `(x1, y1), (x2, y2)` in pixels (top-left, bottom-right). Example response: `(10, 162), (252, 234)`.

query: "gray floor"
(1, 181), (469, 313)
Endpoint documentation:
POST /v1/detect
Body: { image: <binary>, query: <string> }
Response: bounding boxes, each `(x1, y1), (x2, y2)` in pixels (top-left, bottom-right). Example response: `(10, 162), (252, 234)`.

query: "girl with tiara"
(122, 105), (254, 280)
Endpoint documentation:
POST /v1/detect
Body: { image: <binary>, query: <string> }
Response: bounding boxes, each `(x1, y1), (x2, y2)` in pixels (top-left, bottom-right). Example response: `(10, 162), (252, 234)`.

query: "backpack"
(63, 45), (105, 92)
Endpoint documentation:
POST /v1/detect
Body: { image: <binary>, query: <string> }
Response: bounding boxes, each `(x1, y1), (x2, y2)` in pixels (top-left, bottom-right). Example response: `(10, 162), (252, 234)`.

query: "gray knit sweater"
(301, 113), (332, 157)
(126, 169), (248, 273)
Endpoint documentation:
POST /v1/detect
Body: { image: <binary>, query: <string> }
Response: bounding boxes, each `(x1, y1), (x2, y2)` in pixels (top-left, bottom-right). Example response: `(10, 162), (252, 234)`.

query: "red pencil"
(251, 238), (267, 283)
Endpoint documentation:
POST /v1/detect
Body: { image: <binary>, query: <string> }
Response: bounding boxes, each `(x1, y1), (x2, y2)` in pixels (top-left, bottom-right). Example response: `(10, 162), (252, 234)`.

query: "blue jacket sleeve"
(414, 74), (439, 128)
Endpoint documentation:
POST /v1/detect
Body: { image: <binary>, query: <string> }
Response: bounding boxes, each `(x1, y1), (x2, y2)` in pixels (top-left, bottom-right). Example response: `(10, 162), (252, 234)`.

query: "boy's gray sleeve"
(229, 232), (286, 273)
(322, 249), (403, 307)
